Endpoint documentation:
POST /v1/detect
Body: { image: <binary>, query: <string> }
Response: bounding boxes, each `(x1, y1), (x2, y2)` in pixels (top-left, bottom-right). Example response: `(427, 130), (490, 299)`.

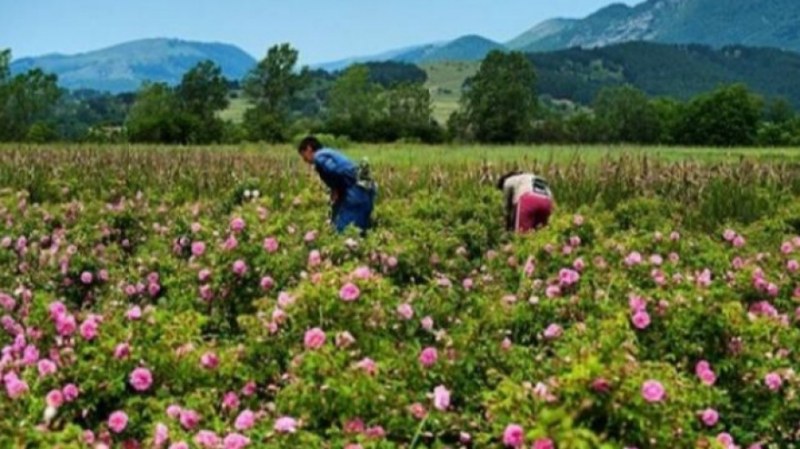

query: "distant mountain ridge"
(10, 38), (257, 93)
(507, 0), (800, 53)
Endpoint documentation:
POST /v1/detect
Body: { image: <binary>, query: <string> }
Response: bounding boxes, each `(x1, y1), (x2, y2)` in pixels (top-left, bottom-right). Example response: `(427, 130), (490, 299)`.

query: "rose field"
(3, 144), (800, 449)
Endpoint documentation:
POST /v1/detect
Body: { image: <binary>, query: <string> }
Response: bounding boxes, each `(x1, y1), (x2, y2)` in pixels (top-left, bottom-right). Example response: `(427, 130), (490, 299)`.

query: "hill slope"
(508, 0), (800, 53)
(10, 38), (257, 93)
(424, 42), (800, 111)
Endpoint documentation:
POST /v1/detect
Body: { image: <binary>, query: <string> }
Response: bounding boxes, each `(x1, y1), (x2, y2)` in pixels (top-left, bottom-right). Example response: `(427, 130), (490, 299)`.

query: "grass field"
(422, 61), (478, 124)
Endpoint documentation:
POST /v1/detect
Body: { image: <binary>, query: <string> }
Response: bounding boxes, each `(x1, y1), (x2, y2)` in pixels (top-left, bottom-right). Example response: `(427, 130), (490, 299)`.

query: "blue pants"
(332, 186), (375, 233)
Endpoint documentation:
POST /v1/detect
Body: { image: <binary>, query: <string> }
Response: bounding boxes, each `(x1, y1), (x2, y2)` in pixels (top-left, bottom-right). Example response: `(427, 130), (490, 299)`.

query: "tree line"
(2, 46), (799, 146)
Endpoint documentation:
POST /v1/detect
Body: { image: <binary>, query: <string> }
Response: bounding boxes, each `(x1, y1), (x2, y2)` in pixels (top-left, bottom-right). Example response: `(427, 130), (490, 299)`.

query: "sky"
(1, 0), (636, 64)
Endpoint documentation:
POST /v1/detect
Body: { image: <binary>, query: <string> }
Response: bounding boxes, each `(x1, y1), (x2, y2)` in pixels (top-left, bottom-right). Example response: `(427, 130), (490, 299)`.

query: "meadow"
(2, 143), (800, 449)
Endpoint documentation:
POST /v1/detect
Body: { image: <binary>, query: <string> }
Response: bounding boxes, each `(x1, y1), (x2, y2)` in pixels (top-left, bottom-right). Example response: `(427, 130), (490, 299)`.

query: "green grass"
(219, 95), (250, 123)
(422, 61), (478, 124)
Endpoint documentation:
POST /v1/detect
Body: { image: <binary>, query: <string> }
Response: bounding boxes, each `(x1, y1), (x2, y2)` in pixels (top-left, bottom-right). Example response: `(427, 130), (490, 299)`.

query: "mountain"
(314, 35), (505, 72)
(530, 42), (800, 107)
(10, 38), (257, 93)
(508, 0), (800, 53)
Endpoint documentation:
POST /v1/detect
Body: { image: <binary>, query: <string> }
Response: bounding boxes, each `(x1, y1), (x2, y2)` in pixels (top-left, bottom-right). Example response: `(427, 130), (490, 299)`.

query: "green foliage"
(243, 43), (310, 142)
(593, 85), (661, 144)
(677, 84), (763, 147)
(459, 51), (538, 143)
(0, 50), (62, 142)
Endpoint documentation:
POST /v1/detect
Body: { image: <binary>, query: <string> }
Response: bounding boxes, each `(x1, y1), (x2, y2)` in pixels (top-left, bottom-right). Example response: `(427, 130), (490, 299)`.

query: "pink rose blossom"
(339, 283), (360, 302)
(115, 342), (131, 360)
(241, 381), (257, 396)
(179, 409), (201, 430)
(543, 323), (563, 340)
(304, 327), (326, 350)
(191, 241), (206, 257)
(433, 385), (450, 411)
(419, 347), (438, 368)
(234, 409), (256, 430)
(38, 358), (57, 377)
(46, 389), (64, 408)
(397, 303), (414, 320)
(307, 250), (321, 267)
(723, 229), (736, 241)
(701, 408), (719, 427)
(129, 367), (153, 392)
(765, 372), (783, 391)
(263, 237), (279, 253)
(194, 430), (221, 449)
(788, 260), (799, 273)
(200, 352), (219, 370)
(168, 442), (189, 449)
(154, 423), (169, 447)
(533, 439), (555, 449)
(277, 292), (295, 308)
(421, 316), (434, 331)
(80, 271), (94, 285)
(222, 433), (250, 449)
(717, 433), (735, 448)
(274, 416), (297, 433)
(166, 404), (182, 419)
(356, 357), (377, 376)
(232, 260), (248, 276)
(733, 235), (746, 247)
(222, 391), (240, 410)
(624, 252), (643, 267)
(336, 331), (356, 348)
(259, 276), (274, 291)
(79, 318), (98, 340)
(632, 310), (651, 330)
(502, 424), (524, 447)
(108, 411), (128, 433)
(641, 380), (665, 403)
(126, 306), (142, 321)
(63, 383), (79, 401)
(230, 217), (245, 232)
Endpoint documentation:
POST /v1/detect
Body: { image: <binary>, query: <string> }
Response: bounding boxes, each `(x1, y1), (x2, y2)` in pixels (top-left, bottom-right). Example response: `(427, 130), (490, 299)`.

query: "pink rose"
(126, 306), (142, 321)
(232, 260), (248, 277)
(222, 391), (240, 410)
(79, 318), (99, 340)
(421, 316), (434, 331)
(223, 433), (250, 449)
(701, 408), (719, 427)
(46, 389), (64, 408)
(263, 237), (279, 253)
(304, 327), (326, 350)
(533, 438), (555, 449)
(108, 411), (129, 433)
(62, 383), (79, 402)
(114, 342), (131, 360)
(154, 423), (169, 447)
(259, 276), (274, 291)
(274, 416), (297, 434)
(307, 250), (321, 267)
(408, 402), (427, 419)
(397, 303), (414, 320)
(129, 367), (153, 392)
(179, 409), (201, 430)
(765, 372), (783, 391)
(432, 385), (450, 411)
(168, 442), (189, 449)
(631, 310), (651, 330)
(356, 357), (377, 376)
(194, 430), (221, 449)
(502, 424), (524, 447)
(191, 241), (206, 257)
(339, 283), (360, 302)
(543, 323), (563, 340)
(200, 352), (219, 370)
(80, 271), (94, 285)
(234, 410), (256, 430)
(166, 404), (182, 419)
(641, 380), (665, 403)
(230, 217), (245, 232)
(38, 358), (57, 377)
(419, 347), (438, 368)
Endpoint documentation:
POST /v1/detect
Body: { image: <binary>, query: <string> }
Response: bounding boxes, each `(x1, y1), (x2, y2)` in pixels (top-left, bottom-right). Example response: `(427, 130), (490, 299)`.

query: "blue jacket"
(313, 148), (375, 231)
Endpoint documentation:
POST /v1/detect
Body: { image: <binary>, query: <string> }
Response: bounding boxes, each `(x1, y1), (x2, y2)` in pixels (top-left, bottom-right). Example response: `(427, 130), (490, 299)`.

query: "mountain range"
(9, 38), (256, 93)
(6, 0), (800, 93)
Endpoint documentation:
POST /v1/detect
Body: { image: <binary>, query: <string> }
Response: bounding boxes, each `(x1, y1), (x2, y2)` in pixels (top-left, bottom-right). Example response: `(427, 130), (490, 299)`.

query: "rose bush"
(1, 148), (800, 448)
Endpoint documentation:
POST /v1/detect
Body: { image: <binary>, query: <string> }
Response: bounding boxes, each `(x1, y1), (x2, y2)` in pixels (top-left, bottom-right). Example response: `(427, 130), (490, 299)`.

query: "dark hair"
(496, 170), (522, 190)
(297, 136), (323, 153)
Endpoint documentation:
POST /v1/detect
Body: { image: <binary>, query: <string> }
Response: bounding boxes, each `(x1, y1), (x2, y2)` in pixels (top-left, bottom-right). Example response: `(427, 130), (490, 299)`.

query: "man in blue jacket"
(298, 136), (376, 233)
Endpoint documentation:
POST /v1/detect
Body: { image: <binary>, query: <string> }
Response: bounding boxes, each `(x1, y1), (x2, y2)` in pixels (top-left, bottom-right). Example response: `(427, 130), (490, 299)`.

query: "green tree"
(650, 98), (684, 145)
(176, 60), (229, 143)
(325, 65), (384, 141)
(126, 83), (189, 143)
(382, 82), (441, 142)
(593, 85), (660, 144)
(0, 58), (62, 142)
(678, 84), (763, 146)
(764, 97), (795, 125)
(243, 43), (309, 142)
(460, 51), (537, 143)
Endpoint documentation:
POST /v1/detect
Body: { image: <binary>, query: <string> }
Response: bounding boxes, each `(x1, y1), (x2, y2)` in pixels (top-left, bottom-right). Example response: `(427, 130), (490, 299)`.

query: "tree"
(243, 43), (310, 142)
(126, 83), (189, 143)
(382, 83), (440, 142)
(678, 84), (763, 146)
(593, 85), (660, 144)
(460, 51), (537, 143)
(325, 65), (384, 141)
(0, 57), (62, 142)
(176, 60), (229, 143)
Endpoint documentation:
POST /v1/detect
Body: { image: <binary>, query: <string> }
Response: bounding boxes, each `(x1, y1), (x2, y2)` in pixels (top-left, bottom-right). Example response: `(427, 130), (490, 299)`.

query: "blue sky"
(1, 0), (636, 64)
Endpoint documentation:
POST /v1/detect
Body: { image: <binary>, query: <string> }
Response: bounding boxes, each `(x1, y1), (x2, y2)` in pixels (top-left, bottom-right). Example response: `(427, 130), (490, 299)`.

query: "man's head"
(297, 136), (322, 164)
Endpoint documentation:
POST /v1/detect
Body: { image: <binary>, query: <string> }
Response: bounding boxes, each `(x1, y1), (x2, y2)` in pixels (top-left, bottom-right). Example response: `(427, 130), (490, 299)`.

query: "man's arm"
(314, 153), (355, 201)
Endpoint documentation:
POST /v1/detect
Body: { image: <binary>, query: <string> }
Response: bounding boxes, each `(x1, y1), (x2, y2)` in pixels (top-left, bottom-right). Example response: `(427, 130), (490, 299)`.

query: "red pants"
(516, 192), (553, 233)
